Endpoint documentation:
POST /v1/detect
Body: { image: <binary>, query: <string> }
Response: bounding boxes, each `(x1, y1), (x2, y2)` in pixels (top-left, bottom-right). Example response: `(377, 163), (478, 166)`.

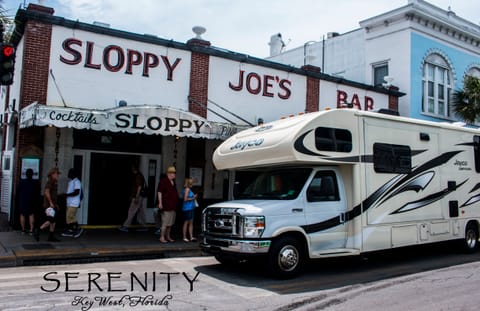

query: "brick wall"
(187, 39), (211, 118)
(302, 65), (321, 112)
(388, 86), (400, 111)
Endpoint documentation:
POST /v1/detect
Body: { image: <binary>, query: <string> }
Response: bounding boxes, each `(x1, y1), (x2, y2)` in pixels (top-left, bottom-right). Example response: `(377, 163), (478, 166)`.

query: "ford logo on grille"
(214, 219), (225, 228)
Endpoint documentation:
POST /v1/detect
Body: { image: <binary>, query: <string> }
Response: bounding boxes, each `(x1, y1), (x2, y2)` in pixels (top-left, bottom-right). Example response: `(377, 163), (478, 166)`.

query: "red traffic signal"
(0, 43), (16, 85)
(1, 45), (14, 57)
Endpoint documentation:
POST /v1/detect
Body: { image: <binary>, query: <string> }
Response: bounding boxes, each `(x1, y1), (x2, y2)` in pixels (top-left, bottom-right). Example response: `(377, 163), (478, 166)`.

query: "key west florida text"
(201, 108), (480, 278)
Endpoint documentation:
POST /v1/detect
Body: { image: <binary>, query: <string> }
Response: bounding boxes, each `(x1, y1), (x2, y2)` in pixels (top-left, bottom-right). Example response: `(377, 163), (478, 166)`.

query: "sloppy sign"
(20, 102), (247, 140)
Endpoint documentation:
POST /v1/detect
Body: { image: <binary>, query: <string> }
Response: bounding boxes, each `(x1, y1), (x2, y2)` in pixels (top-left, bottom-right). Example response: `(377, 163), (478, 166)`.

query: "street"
(1, 243), (480, 310)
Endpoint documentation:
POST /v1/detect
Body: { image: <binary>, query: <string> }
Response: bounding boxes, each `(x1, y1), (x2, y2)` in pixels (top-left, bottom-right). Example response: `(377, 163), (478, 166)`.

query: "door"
(304, 170), (348, 252)
(140, 155), (161, 223)
(88, 153), (139, 225)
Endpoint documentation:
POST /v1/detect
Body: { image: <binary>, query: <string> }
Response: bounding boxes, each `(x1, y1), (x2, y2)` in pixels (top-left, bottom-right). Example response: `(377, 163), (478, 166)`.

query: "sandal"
(168, 238), (175, 242)
(159, 239), (168, 243)
(190, 237), (197, 242)
(183, 238), (190, 243)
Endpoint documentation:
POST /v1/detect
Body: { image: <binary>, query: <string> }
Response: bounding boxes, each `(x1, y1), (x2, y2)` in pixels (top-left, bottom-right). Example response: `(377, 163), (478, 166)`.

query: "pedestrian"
(17, 168), (40, 235)
(37, 167), (61, 242)
(181, 178), (198, 242)
(61, 168), (84, 238)
(157, 166), (179, 243)
(118, 164), (148, 232)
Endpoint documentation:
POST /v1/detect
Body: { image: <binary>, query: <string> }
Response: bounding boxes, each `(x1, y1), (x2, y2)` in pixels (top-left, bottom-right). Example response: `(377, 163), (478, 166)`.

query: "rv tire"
(462, 223), (479, 254)
(266, 236), (303, 279)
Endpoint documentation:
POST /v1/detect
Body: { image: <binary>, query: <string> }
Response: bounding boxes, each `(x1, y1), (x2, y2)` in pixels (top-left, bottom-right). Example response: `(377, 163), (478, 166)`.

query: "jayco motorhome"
(201, 109), (480, 278)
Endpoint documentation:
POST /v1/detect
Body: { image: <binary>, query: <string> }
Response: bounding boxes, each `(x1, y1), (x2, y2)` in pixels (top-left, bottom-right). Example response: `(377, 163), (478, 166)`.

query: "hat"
(167, 166), (176, 173)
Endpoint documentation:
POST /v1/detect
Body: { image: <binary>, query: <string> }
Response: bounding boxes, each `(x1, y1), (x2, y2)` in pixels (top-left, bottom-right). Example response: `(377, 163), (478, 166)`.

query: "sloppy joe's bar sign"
(20, 103), (244, 140)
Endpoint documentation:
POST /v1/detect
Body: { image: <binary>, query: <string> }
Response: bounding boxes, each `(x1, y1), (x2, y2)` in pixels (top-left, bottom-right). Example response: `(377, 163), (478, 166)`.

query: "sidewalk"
(0, 219), (203, 267)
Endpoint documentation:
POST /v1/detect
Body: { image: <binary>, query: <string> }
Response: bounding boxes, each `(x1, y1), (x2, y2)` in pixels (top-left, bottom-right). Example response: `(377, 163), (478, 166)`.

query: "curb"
(0, 245), (203, 267)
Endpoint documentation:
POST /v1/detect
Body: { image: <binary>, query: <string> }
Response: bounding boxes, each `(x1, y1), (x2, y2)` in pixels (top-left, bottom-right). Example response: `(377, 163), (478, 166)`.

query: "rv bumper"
(201, 236), (271, 254)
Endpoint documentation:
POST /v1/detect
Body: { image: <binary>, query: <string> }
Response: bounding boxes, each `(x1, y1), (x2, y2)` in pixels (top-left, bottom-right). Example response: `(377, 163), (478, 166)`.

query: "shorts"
(183, 210), (194, 221)
(161, 210), (176, 228)
(66, 206), (79, 224)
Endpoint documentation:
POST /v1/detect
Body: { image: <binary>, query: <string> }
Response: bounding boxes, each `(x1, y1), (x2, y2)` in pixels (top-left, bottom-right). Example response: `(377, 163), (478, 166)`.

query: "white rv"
(201, 109), (480, 278)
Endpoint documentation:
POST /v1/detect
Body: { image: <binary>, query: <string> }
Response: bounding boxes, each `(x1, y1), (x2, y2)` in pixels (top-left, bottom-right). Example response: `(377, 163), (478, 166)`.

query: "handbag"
(45, 207), (56, 217)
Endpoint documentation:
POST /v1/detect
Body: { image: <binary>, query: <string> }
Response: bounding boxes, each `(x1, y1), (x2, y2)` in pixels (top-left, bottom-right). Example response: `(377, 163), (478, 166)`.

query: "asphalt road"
(0, 242), (479, 311)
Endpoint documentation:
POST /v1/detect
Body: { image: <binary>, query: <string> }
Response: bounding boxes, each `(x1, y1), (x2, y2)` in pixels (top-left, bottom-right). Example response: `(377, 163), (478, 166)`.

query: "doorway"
(88, 153), (139, 225)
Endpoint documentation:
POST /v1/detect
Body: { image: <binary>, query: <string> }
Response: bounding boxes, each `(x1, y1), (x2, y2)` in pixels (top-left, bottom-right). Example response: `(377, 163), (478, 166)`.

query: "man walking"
(62, 168), (84, 238)
(118, 164), (147, 232)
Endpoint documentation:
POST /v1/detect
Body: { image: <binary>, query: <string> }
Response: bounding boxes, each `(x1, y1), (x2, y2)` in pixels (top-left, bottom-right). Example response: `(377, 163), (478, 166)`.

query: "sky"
(2, 0), (479, 58)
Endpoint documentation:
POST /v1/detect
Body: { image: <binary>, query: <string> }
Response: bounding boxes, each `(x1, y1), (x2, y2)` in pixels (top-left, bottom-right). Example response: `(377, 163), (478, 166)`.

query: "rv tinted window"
(307, 171), (340, 202)
(235, 168), (312, 200)
(315, 127), (352, 152)
(373, 143), (412, 174)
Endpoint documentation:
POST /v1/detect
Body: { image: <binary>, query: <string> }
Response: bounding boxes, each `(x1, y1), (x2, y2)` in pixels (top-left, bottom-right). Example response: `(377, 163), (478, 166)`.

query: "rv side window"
(307, 171), (340, 202)
(475, 136), (480, 173)
(373, 143), (412, 174)
(315, 127), (352, 152)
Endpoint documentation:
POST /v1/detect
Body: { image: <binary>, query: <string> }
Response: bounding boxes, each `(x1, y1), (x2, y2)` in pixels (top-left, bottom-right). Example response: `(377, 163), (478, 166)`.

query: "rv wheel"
(463, 224), (479, 254)
(267, 236), (303, 279)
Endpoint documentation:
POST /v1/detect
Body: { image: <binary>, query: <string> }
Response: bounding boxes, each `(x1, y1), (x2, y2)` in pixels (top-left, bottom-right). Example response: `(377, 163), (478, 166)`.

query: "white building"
(268, 0), (480, 122)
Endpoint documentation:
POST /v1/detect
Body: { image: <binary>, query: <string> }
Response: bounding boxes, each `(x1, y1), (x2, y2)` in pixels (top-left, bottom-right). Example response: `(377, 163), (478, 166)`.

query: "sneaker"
(73, 228), (84, 238)
(118, 226), (129, 232)
(136, 227), (148, 232)
(61, 230), (75, 237)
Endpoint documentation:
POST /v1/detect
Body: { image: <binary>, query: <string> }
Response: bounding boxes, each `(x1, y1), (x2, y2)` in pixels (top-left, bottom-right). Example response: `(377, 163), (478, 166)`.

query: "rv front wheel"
(267, 236), (303, 279)
(463, 224), (479, 253)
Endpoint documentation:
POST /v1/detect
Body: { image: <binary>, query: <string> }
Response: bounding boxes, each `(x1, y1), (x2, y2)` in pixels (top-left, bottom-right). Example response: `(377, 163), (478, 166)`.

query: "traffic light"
(0, 43), (16, 85)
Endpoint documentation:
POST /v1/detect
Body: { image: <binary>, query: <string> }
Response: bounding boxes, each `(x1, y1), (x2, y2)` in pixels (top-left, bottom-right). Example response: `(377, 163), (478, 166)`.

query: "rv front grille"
(204, 207), (242, 237)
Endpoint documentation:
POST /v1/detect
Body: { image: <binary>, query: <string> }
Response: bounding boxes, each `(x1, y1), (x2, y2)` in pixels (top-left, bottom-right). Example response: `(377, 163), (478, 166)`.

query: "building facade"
(268, 0), (480, 122)
(0, 4), (402, 226)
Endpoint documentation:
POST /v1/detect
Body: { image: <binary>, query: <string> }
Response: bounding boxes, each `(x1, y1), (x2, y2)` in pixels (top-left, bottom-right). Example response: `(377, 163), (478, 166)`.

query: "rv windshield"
(235, 168), (312, 200)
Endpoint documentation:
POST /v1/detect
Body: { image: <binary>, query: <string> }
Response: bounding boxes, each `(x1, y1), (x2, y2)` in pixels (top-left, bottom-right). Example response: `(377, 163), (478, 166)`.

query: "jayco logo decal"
(230, 138), (264, 151)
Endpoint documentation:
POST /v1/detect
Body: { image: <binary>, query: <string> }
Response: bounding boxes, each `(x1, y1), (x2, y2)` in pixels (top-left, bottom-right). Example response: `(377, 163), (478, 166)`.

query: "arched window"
(466, 67), (480, 79)
(422, 54), (453, 118)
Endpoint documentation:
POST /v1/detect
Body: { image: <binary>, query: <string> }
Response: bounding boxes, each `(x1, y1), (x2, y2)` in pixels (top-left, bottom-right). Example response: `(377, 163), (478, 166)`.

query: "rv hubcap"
(466, 228), (477, 249)
(278, 245), (299, 271)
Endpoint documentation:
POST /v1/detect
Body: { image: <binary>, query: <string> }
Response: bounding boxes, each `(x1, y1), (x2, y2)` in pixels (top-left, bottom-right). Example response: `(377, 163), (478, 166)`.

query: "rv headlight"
(243, 216), (265, 238)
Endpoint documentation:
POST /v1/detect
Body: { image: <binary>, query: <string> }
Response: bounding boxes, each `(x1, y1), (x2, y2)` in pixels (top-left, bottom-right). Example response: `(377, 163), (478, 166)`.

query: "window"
(373, 143), (412, 174)
(373, 63), (389, 87)
(466, 67), (480, 79)
(235, 168), (312, 200)
(315, 127), (352, 152)
(307, 171), (340, 202)
(422, 54), (453, 118)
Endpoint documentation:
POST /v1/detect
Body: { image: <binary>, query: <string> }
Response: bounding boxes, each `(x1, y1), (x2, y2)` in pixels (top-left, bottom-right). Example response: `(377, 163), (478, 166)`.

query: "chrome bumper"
(201, 236), (271, 254)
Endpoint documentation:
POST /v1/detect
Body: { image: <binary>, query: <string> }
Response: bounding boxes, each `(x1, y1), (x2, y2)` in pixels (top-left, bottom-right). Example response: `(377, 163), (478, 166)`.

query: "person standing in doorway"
(38, 167), (61, 242)
(181, 178), (197, 242)
(157, 166), (179, 243)
(17, 168), (40, 235)
(62, 168), (84, 238)
(119, 164), (147, 232)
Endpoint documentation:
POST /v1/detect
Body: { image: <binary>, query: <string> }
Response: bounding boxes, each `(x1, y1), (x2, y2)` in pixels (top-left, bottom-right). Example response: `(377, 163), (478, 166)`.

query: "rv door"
(304, 170), (347, 252)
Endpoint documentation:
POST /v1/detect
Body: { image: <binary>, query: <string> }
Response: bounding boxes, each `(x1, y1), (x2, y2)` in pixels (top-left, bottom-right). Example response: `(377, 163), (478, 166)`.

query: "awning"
(19, 103), (249, 140)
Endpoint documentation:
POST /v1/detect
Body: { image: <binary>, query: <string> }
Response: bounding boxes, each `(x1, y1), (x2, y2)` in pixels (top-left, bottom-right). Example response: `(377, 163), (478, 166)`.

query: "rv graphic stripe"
(301, 150), (466, 234)
(393, 179), (467, 214)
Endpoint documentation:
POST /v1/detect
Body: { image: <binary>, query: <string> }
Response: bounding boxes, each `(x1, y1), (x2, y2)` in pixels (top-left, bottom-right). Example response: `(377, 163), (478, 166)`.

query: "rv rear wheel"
(267, 236), (303, 279)
(463, 224), (479, 253)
